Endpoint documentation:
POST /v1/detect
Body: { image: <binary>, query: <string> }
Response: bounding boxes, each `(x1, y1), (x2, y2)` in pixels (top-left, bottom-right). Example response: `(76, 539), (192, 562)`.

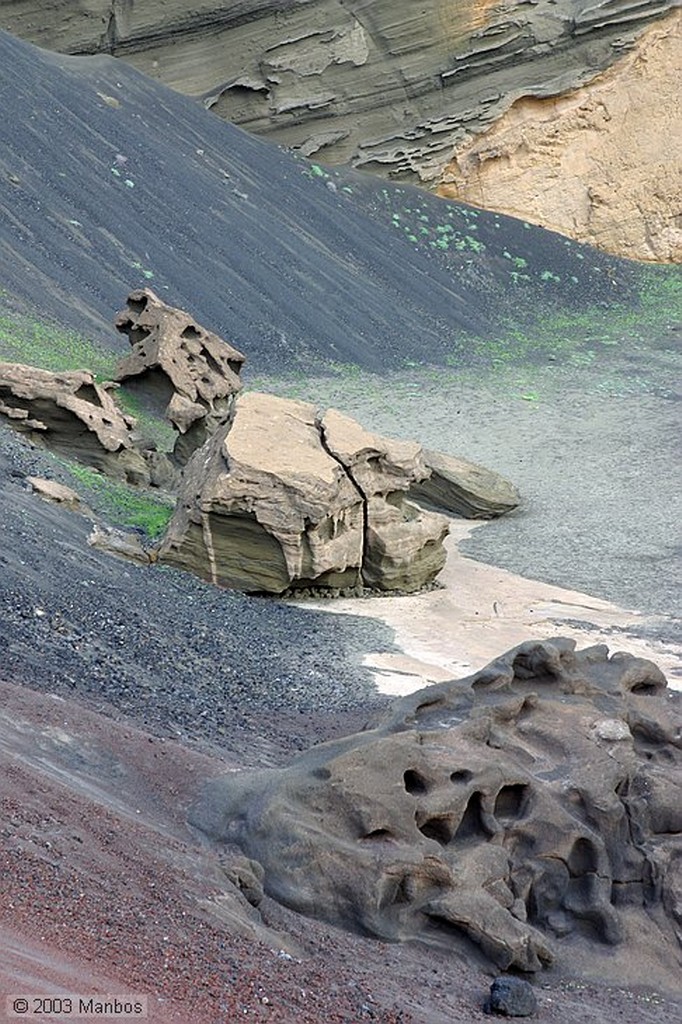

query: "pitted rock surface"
(159, 391), (449, 593)
(190, 639), (682, 977)
(0, 362), (149, 485)
(115, 288), (245, 464)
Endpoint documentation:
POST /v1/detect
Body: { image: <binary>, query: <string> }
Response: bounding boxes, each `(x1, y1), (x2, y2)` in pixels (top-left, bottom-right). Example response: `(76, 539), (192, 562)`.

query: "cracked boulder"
(320, 409), (449, 590)
(114, 288), (245, 465)
(159, 391), (448, 593)
(190, 639), (682, 978)
(0, 362), (150, 485)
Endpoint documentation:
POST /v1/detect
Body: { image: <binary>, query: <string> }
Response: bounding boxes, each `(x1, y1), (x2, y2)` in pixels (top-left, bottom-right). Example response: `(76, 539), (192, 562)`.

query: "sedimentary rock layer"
(3, 3), (678, 260)
(2, 1), (675, 186)
(159, 391), (449, 593)
(438, 12), (682, 263)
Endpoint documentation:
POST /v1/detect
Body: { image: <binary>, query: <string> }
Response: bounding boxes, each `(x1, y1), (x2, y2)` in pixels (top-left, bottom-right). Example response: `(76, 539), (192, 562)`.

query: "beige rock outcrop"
(321, 410), (448, 591)
(160, 392), (449, 594)
(114, 288), (245, 464)
(437, 13), (682, 262)
(410, 449), (520, 519)
(26, 477), (82, 510)
(0, 362), (150, 484)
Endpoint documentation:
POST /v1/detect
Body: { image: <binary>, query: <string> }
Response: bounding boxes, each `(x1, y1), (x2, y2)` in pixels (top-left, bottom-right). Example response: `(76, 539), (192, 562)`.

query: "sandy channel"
(302, 520), (682, 696)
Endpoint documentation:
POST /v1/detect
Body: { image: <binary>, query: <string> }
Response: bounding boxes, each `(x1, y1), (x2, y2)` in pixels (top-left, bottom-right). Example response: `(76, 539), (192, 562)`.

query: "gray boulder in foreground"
(190, 638), (682, 980)
(410, 447), (520, 519)
(486, 976), (537, 1016)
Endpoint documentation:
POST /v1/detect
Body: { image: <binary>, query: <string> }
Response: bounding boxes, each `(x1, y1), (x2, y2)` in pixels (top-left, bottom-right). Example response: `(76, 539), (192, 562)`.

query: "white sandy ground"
(300, 520), (682, 696)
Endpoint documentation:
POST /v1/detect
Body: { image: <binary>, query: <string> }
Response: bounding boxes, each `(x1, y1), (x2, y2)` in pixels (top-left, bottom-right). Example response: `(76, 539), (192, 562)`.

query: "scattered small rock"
(485, 976), (537, 1016)
(27, 476), (81, 510)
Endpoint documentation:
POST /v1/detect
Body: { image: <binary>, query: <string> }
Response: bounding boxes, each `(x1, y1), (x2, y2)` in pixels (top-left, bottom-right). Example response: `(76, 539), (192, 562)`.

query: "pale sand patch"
(301, 521), (682, 696)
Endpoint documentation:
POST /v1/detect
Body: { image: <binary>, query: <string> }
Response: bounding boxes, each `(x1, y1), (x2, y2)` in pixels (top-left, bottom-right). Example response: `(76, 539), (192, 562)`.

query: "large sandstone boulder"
(191, 639), (682, 980)
(114, 288), (245, 464)
(0, 362), (150, 485)
(159, 392), (449, 594)
(410, 448), (520, 519)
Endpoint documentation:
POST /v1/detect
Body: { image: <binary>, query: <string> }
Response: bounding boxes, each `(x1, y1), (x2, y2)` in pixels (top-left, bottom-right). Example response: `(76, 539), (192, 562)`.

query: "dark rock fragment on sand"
(485, 976), (537, 1016)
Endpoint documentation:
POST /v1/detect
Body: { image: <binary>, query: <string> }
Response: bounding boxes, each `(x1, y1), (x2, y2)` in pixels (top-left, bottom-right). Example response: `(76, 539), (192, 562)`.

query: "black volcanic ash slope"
(0, 29), (643, 373)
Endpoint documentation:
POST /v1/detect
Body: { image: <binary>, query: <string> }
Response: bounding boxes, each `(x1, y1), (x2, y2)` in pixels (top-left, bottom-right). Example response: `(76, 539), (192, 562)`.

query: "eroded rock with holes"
(159, 391), (448, 593)
(190, 639), (682, 980)
(0, 362), (149, 484)
(114, 288), (245, 465)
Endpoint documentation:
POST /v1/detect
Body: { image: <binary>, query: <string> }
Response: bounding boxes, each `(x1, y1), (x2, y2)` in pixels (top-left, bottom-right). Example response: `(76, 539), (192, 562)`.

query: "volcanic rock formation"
(437, 12), (682, 263)
(114, 288), (245, 464)
(0, 362), (150, 485)
(159, 391), (449, 594)
(191, 638), (682, 977)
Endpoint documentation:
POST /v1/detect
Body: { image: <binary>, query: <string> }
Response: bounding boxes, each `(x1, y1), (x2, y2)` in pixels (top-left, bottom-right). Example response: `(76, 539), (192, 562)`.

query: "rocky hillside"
(0, 28), (673, 378)
(1, 1), (678, 261)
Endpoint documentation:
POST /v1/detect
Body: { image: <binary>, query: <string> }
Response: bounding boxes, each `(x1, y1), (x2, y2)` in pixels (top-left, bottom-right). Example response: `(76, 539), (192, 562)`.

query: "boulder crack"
(315, 411), (370, 578)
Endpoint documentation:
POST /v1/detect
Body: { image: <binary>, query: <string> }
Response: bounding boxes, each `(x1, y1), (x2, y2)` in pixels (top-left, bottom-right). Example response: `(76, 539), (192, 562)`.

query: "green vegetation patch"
(65, 462), (175, 539)
(466, 264), (682, 369)
(0, 301), (117, 381)
(116, 386), (177, 452)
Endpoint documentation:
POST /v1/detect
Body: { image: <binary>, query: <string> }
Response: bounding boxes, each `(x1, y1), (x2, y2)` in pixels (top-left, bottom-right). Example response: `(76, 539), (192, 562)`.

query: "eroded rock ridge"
(191, 638), (682, 977)
(115, 288), (245, 464)
(0, 362), (150, 485)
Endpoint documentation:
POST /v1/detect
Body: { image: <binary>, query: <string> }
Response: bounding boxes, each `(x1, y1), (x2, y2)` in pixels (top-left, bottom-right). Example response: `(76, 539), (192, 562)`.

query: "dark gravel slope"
(0, 425), (392, 763)
(0, 30), (643, 373)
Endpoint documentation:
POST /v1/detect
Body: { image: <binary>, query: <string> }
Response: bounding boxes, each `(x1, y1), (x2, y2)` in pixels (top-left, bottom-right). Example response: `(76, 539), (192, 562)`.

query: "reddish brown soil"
(1, 680), (680, 1024)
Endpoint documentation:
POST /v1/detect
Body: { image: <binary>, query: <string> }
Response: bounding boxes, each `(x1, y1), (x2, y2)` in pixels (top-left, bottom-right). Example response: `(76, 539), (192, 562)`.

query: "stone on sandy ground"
(160, 392), (449, 594)
(410, 448), (520, 519)
(0, 362), (150, 485)
(485, 976), (537, 1016)
(87, 524), (155, 565)
(114, 288), (245, 464)
(191, 638), (682, 978)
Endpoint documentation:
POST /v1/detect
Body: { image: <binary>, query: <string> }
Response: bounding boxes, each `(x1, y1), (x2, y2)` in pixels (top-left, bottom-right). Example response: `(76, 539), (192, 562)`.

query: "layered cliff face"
(1, 1), (678, 261)
(1, 1), (675, 176)
(438, 12), (682, 263)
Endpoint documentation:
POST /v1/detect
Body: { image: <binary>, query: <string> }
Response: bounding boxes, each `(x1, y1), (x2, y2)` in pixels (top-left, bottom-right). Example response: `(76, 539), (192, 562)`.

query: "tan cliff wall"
(1, 2), (676, 176)
(437, 11), (682, 263)
(0, 2), (679, 261)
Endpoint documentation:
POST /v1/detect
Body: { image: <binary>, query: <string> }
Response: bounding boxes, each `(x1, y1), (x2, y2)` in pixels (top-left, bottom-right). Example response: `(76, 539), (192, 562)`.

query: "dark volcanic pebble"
(486, 977), (538, 1017)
